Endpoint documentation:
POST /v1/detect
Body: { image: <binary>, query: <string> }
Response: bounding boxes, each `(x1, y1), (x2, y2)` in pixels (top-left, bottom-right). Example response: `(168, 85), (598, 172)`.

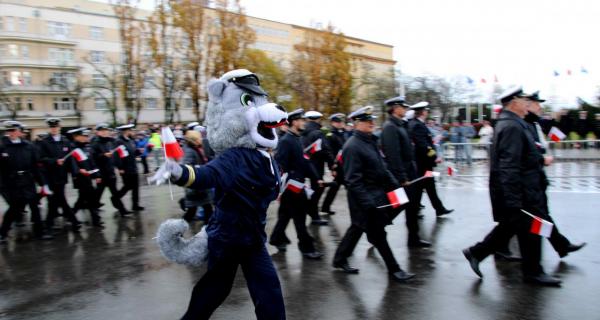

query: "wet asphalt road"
(1, 162), (599, 320)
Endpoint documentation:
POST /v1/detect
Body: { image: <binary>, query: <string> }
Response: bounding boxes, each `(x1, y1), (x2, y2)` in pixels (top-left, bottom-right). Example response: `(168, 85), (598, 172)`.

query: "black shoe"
(132, 206), (145, 211)
(72, 223), (81, 233)
(463, 248), (483, 278)
(97, 202), (105, 209)
(92, 221), (105, 228)
(311, 218), (329, 226)
(494, 250), (522, 262)
(16, 222), (27, 227)
(559, 242), (587, 258)
(408, 239), (432, 248)
(303, 251), (324, 260)
(523, 273), (562, 287)
(120, 210), (134, 217)
(436, 208), (454, 217)
(322, 209), (336, 215)
(419, 204), (425, 209)
(269, 241), (287, 252)
(333, 261), (359, 274)
(37, 234), (54, 240)
(417, 213), (425, 219)
(389, 270), (415, 282)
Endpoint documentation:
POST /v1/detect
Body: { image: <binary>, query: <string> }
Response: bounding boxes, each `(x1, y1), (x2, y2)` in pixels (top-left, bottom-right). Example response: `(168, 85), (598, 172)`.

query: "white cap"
(410, 101), (429, 110)
(497, 85), (526, 104)
(304, 111), (323, 119)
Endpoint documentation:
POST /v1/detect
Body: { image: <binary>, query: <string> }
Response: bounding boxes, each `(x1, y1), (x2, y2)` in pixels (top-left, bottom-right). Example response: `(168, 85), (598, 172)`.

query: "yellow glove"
(427, 149), (436, 158)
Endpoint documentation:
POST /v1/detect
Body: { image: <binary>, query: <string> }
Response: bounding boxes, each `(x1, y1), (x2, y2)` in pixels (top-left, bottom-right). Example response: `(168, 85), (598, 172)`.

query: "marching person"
(320, 113), (347, 215)
(301, 110), (334, 225)
(462, 86), (561, 286)
(381, 96), (431, 248)
(408, 102), (453, 217)
(69, 128), (104, 227)
(332, 106), (415, 282)
(181, 129), (214, 223)
(38, 118), (81, 233)
(270, 108), (324, 259)
(114, 124), (144, 211)
(90, 123), (131, 217)
(0, 121), (52, 242)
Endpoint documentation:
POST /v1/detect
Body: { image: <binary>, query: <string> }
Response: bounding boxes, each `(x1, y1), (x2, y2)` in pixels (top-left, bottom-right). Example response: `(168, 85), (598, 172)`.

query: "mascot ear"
(207, 79), (227, 101)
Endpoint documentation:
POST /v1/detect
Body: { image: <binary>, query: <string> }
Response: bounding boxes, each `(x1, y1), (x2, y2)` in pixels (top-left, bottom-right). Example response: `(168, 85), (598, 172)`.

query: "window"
(250, 24), (289, 38)
(89, 26), (103, 40)
(0, 17), (3, 30)
(92, 74), (105, 86)
(143, 76), (155, 88)
(48, 48), (74, 62)
(47, 21), (71, 38)
(21, 45), (29, 58)
(8, 44), (18, 57)
(22, 72), (32, 85)
(26, 98), (33, 111)
(94, 97), (107, 110)
(90, 51), (105, 63)
(5, 17), (15, 31)
(10, 71), (23, 85)
(14, 97), (22, 111)
(50, 72), (76, 88)
(53, 97), (74, 110)
(184, 98), (193, 109)
(1, 71), (9, 85)
(0, 45), (6, 57)
(18, 18), (27, 32)
(145, 98), (157, 109)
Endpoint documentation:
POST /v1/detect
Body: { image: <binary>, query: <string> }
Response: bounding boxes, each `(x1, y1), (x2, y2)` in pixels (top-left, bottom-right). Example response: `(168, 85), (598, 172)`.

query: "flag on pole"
(335, 150), (343, 164)
(161, 127), (184, 160)
(548, 127), (566, 142)
(447, 166), (457, 176)
(581, 66), (588, 74)
(567, 69), (572, 76)
(530, 216), (553, 237)
(285, 179), (305, 193)
(466, 77), (474, 85)
(71, 148), (88, 162)
(39, 185), (53, 197)
(480, 78), (487, 84)
(386, 187), (410, 208)
(115, 145), (129, 158)
(304, 139), (322, 154)
(424, 171), (441, 178)
(553, 70), (560, 77)
(494, 74), (498, 83)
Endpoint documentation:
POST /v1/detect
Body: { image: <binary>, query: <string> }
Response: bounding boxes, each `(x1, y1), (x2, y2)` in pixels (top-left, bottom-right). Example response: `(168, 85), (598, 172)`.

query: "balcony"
(0, 57), (79, 70)
(0, 84), (75, 95)
(0, 31), (77, 46)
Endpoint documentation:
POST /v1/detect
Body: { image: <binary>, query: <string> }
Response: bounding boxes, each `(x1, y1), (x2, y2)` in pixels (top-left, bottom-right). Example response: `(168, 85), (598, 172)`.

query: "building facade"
(0, 0), (395, 133)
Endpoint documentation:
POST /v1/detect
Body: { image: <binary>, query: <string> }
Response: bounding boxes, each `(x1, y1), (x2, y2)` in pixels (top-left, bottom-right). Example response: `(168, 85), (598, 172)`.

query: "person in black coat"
(320, 113), (347, 215)
(462, 87), (561, 286)
(0, 121), (52, 242)
(408, 102), (453, 216)
(301, 111), (334, 225)
(381, 97), (430, 248)
(270, 108), (323, 259)
(180, 130), (213, 222)
(113, 124), (144, 211)
(38, 118), (80, 232)
(90, 123), (130, 217)
(332, 106), (415, 282)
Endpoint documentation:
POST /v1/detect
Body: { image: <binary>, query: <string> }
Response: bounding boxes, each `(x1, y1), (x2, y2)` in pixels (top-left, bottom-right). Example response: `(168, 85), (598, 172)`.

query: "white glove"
(149, 159), (183, 186)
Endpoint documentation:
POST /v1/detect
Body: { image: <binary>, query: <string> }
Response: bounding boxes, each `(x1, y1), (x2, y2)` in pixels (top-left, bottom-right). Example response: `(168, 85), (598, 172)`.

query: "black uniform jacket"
(38, 134), (71, 185)
(113, 135), (139, 174)
(381, 116), (418, 183)
(275, 131), (319, 185)
(409, 118), (436, 172)
(489, 110), (548, 222)
(302, 121), (334, 177)
(0, 136), (43, 201)
(90, 136), (117, 179)
(343, 130), (399, 229)
(70, 141), (100, 189)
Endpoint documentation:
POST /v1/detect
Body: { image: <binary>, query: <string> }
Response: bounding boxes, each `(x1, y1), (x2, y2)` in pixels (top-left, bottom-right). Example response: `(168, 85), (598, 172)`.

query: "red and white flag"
(530, 216), (554, 238)
(447, 166), (457, 176)
(115, 145), (129, 158)
(162, 127), (184, 160)
(548, 127), (566, 142)
(424, 171), (441, 178)
(71, 148), (88, 162)
(335, 150), (343, 164)
(285, 179), (305, 193)
(386, 187), (410, 208)
(39, 185), (53, 197)
(304, 139), (322, 154)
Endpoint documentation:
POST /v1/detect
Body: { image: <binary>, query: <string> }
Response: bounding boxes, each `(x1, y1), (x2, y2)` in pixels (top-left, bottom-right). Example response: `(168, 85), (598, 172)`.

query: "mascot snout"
(246, 102), (287, 148)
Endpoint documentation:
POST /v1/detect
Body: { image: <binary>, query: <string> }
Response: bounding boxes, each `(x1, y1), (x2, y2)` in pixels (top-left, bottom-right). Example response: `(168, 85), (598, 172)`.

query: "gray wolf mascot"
(151, 69), (287, 319)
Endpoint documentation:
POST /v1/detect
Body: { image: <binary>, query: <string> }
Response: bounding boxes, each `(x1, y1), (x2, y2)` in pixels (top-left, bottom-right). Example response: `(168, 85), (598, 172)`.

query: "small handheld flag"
(447, 166), (457, 176)
(385, 187), (410, 208)
(285, 179), (305, 194)
(335, 150), (343, 164)
(424, 171), (440, 178)
(71, 148), (88, 162)
(304, 139), (322, 154)
(548, 127), (566, 142)
(305, 187), (315, 198)
(114, 145), (129, 158)
(39, 185), (53, 197)
(521, 209), (553, 238)
(161, 127), (184, 160)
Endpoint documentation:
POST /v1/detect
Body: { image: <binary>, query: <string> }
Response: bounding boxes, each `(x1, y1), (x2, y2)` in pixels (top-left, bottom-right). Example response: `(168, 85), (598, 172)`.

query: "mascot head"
(206, 69), (287, 153)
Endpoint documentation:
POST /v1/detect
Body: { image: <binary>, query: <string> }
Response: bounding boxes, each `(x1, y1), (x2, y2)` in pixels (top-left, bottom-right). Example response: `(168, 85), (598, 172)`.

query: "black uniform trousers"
(334, 218), (401, 273)
(398, 184), (422, 242)
(469, 212), (543, 276)
(270, 190), (316, 253)
(96, 176), (127, 214)
(73, 179), (102, 225)
(1, 198), (43, 237)
(117, 173), (139, 208)
(181, 243), (285, 320)
(413, 173), (444, 212)
(307, 185), (325, 220)
(321, 175), (343, 212)
(46, 183), (79, 227)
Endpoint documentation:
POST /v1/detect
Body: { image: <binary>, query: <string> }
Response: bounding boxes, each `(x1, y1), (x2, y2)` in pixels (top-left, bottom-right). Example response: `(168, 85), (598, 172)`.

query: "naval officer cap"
(46, 117), (61, 127)
(410, 101), (430, 110)
(2, 120), (24, 131)
(527, 90), (546, 103)
(116, 124), (135, 131)
(349, 106), (377, 121)
(329, 113), (346, 122)
(497, 86), (529, 105)
(95, 123), (111, 130)
(186, 122), (200, 130)
(68, 127), (91, 136)
(385, 96), (410, 107)
(287, 108), (305, 121)
(220, 69), (268, 96)
(304, 110), (323, 120)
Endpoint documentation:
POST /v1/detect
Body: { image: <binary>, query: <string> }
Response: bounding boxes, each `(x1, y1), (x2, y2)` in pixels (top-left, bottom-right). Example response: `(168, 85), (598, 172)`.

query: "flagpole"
(163, 141), (174, 201)
(61, 149), (75, 161)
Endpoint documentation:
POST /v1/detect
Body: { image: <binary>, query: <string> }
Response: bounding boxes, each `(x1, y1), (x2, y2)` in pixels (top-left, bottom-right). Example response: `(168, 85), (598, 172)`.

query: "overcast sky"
(107, 0), (600, 108)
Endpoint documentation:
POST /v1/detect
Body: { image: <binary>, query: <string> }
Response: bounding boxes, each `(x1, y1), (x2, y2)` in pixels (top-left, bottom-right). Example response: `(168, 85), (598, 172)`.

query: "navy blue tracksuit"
(175, 147), (285, 320)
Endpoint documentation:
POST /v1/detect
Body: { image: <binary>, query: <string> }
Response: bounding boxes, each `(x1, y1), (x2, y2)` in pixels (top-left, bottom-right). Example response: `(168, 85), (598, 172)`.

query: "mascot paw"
(156, 219), (208, 267)
(148, 159), (183, 185)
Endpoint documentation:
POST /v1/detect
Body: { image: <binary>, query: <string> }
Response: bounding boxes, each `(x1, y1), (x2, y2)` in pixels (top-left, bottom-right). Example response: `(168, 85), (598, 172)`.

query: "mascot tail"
(155, 219), (209, 267)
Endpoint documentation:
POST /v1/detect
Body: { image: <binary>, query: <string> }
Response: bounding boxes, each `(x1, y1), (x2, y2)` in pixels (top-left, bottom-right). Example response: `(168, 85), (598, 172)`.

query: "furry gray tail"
(155, 219), (209, 267)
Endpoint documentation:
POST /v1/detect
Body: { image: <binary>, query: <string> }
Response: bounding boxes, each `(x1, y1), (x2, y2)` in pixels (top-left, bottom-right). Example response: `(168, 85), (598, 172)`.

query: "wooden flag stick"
(163, 143), (174, 201)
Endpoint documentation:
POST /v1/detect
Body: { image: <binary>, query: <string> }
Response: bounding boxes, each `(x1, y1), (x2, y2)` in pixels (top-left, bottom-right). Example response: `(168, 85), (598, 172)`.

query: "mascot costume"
(150, 69), (288, 319)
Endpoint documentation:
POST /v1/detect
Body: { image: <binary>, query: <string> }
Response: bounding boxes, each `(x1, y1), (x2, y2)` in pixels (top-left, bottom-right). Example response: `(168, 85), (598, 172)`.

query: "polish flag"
(386, 187), (410, 208)
(304, 139), (322, 154)
(39, 185), (53, 197)
(548, 127), (566, 142)
(335, 150), (343, 164)
(286, 179), (305, 193)
(71, 148), (88, 162)
(115, 145), (129, 158)
(161, 127), (184, 160)
(530, 216), (554, 238)
(447, 166), (457, 176)
(424, 171), (440, 178)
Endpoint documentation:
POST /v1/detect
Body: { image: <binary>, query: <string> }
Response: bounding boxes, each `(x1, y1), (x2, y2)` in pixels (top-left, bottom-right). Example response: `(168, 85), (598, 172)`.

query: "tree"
(290, 24), (353, 114)
(353, 63), (398, 115)
(240, 49), (289, 105)
(86, 58), (121, 126)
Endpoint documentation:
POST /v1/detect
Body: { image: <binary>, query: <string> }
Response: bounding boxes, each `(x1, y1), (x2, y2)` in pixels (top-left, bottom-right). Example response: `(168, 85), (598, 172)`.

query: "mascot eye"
(240, 93), (254, 107)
